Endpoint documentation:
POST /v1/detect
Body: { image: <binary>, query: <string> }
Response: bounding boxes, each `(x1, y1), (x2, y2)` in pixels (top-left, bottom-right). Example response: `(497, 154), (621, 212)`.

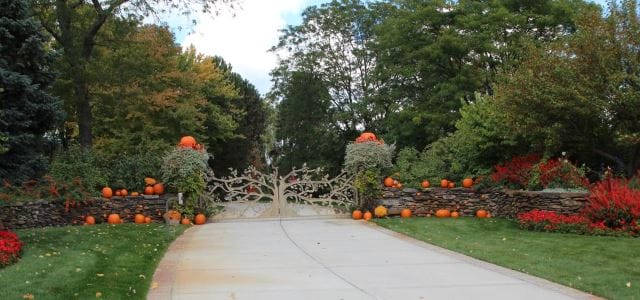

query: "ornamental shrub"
(344, 141), (394, 177)
(583, 178), (640, 230)
(161, 147), (210, 201)
(517, 210), (590, 234)
(0, 231), (23, 268)
(491, 154), (541, 189)
(344, 140), (394, 210)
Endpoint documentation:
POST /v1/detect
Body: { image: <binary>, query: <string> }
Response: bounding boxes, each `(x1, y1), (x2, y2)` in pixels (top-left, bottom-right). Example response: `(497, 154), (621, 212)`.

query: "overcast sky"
(173, 0), (608, 96)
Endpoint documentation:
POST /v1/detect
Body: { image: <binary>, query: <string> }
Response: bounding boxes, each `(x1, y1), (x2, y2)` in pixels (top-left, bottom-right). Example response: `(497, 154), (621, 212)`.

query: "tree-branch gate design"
(206, 165), (359, 218)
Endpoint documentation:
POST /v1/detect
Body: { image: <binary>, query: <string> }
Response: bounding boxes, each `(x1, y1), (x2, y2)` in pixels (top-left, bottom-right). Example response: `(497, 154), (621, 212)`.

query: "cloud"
(181, 0), (309, 95)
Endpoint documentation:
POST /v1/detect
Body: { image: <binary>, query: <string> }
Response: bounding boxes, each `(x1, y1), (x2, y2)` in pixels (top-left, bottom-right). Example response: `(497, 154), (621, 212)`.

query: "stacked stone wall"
(0, 196), (168, 230)
(377, 187), (589, 218)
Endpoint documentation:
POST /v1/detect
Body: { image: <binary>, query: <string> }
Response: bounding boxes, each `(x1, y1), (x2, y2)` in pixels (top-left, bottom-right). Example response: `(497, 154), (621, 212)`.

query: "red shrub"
(535, 158), (589, 189)
(491, 154), (541, 189)
(517, 210), (590, 233)
(0, 231), (23, 267)
(583, 178), (640, 229)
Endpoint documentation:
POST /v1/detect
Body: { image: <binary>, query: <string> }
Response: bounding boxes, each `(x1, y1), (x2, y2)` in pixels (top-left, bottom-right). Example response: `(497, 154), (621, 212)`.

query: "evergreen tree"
(0, 0), (61, 182)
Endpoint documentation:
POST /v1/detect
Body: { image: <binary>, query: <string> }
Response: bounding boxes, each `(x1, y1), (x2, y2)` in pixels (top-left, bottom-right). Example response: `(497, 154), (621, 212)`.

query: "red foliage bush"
(535, 158), (589, 189)
(583, 178), (640, 230)
(517, 210), (590, 233)
(0, 231), (23, 267)
(491, 154), (541, 189)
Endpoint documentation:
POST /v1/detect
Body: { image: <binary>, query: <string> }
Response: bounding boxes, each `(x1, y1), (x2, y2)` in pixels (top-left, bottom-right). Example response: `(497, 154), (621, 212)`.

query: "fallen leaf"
(150, 282), (159, 289)
(22, 293), (34, 299)
(96, 274), (104, 277)
(76, 268), (82, 272)
(627, 282), (631, 288)
(139, 274), (146, 279)
(96, 292), (102, 297)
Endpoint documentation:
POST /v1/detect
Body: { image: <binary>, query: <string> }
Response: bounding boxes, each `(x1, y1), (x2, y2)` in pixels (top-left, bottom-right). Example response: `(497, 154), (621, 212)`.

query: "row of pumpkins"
(352, 205), (491, 220)
(83, 212), (208, 225)
(384, 177), (475, 189)
(100, 177), (165, 199)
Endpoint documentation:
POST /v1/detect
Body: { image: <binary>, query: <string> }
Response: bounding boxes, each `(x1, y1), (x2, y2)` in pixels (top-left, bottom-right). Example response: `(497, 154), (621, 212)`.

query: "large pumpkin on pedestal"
(179, 136), (197, 148)
(153, 183), (165, 195)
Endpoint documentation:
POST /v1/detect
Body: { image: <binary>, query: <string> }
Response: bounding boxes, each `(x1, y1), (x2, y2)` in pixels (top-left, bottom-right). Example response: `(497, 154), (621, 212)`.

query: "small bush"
(49, 145), (106, 192)
(490, 153), (540, 189)
(517, 210), (590, 234)
(344, 141), (394, 176)
(583, 178), (640, 230)
(161, 147), (210, 203)
(0, 231), (22, 268)
(344, 140), (394, 209)
(97, 152), (162, 191)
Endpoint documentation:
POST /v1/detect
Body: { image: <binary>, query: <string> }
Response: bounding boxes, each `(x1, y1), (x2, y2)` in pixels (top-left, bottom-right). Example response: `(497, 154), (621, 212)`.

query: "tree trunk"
(72, 67), (92, 148)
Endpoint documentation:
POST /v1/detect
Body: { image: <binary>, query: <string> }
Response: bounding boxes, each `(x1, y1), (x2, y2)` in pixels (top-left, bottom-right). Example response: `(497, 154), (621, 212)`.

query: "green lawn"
(374, 217), (640, 300)
(0, 223), (186, 299)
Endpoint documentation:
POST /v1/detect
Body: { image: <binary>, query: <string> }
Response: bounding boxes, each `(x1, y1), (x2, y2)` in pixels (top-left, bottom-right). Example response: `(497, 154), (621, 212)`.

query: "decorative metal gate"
(206, 165), (358, 218)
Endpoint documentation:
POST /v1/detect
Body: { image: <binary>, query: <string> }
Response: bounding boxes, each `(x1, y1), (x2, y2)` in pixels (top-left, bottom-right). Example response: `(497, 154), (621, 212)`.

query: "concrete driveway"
(148, 218), (598, 300)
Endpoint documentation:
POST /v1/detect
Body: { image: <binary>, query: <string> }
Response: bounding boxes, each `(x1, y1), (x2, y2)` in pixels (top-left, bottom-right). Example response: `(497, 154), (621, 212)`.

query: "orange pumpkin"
(134, 214), (145, 224)
(435, 209), (451, 218)
(374, 205), (388, 218)
(85, 215), (95, 225)
(107, 213), (121, 224)
(179, 136), (197, 148)
(400, 209), (412, 218)
(144, 186), (154, 195)
(440, 179), (449, 188)
(181, 218), (191, 225)
(421, 180), (430, 188)
(194, 213), (207, 225)
(451, 211), (460, 218)
(476, 209), (488, 218)
(359, 132), (377, 141)
(131, 191), (140, 197)
(153, 183), (165, 195)
(115, 189), (122, 196)
(144, 216), (152, 224)
(352, 210), (363, 220)
(363, 211), (373, 221)
(384, 177), (394, 187)
(144, 177), (157, 186)
(462, 178), (473, 188)
(396, 183), (403, 189)
(101, 187), (113, 199)
(448, 182), (455, 188)
(120, 189), (128, 197)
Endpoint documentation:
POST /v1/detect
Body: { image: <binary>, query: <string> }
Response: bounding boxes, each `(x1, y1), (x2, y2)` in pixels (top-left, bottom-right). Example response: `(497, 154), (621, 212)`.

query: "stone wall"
(376, 187), (589, 218)
(0, 196), (169, 230)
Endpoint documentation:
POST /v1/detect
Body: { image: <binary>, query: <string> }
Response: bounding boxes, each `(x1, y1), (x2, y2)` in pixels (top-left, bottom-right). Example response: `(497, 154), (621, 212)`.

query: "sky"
(175, 0), (328, 96)
(173, 0), (609, 96)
